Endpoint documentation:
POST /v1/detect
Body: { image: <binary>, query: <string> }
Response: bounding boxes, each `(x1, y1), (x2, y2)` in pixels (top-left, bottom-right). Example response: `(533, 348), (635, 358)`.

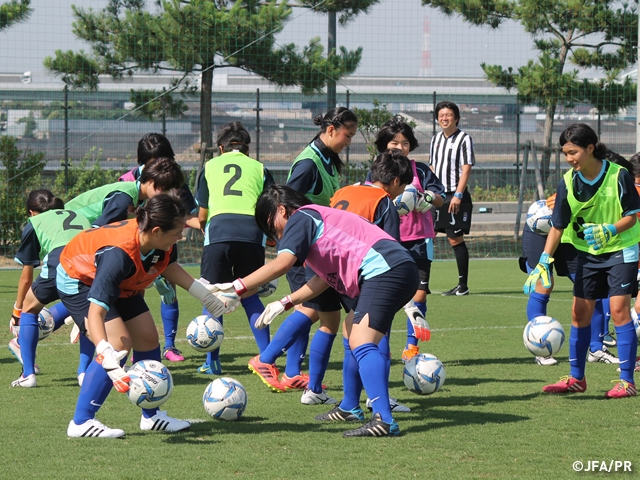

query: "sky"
(0, 0), (556, 82)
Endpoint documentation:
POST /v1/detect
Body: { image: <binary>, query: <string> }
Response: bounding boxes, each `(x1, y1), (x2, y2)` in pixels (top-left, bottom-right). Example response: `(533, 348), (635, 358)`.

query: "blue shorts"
(520, 225), (577, 277)
(352, 261), (418, 334)
(31, 247), (63, 305)
(58, 283), (149, 334)
(201, 241), (265, 283)
(574, 257), (636, 300)
(401, 238), (433, 293)
(286, 264), (343, 312)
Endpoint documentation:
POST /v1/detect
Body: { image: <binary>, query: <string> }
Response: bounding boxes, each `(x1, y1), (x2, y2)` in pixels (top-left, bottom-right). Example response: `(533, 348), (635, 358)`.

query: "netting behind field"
(0, 0), (638, 263)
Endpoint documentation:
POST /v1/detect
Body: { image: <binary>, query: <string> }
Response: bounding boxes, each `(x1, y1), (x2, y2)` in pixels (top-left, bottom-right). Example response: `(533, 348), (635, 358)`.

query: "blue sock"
(569, 325), (591, 380)
(308, 330), (336, 393)
(379, 333), (391, 378)
(352, 343), (392, 424)
(590, 299), (605, 352)
(78, 334), (95, 375)
(615, 322), (637, 384)
(50, 302), (70, 331)
(339, 337), (362, 411)
(19, 312), (39, 377)
(241, 294), (270, 353)
(260, 310), (312, 366)
(406, 301), (426, 348)
(202, 307), (222, 365)
(284, 316), (312, 377)
(132, 346), (163, 419)
(161, 301), (179, 349)
(602, 298), (611, 333)
(526, 292), (549, 321)
(73, 355), (126, 424)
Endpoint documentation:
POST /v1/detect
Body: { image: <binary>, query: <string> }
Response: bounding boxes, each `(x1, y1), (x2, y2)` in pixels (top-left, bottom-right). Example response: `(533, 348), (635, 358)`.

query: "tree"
(0, 0), (32, 32)
(422, 0), (637, 184)
(44, 0), (363, 150)
(17, 111), (37, 138)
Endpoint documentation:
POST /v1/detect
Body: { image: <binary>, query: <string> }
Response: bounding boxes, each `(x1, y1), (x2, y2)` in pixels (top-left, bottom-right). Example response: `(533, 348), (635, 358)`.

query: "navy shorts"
(31, 247), (63, 305)
(519, 225), (577, 277)
(574, 257), (636, 300)
(286, 264), (343, 312)
(59, 283), (150, 334)
(402, 239), (432, 293)
(434, 189), (473, 236)
(352, 261), (419, 334)
(201, 241), (265, 283)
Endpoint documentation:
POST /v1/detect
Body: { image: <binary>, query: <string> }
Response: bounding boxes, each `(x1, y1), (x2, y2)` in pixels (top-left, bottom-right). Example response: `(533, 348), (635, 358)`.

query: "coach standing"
(430, 101), (475, 296)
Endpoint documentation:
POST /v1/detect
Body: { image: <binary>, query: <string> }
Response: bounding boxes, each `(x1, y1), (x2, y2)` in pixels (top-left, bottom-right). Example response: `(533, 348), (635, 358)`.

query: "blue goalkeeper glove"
(153, 276), (176, 304)
(523, 253), (554, 295)
(583, 223), (617, 250)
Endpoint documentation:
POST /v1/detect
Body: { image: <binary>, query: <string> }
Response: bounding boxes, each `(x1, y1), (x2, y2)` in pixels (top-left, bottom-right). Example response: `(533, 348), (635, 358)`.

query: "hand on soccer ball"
(188, 279), (226, 318)
(583, 223), (617, 250)
(254, 296), (294, 329)
(153, 276), (176, 305)
(404, 301), (430, 341)
(414, 190), (436, 213)
(523, 253), (554, 295)
(95, 340), (130, 393)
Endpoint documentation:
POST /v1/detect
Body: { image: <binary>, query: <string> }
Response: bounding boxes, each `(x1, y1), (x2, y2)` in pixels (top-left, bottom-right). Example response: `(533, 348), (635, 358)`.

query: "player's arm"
(194, 168), (210, 231)
(240, 252), (298, 290)
(286, 160), (318, 195)
(15, 265), (34, 310)
(93, 193), (133, 227)
(449, 164), (472, 214)
(12, 224), (40, 328)
(418, 164), (445, 208)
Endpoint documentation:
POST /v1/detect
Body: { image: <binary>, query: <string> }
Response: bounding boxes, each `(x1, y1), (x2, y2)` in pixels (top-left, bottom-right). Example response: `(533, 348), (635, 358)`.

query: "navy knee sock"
(242, 294), (270, 353)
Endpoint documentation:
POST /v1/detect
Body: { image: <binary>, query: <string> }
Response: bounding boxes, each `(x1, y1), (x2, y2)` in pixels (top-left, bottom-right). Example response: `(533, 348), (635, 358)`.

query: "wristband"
(233, 278), (248, 296)
(454, 192), (463, 200)
(12, 303), (22, 318)
(280, 295), (294, 311)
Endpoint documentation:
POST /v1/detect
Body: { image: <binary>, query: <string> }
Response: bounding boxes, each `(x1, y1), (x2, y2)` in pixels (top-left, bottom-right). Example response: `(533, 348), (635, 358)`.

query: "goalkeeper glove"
(523, 253), (554, 295)
(583, 223), (617, 250)
(95, 340), (130, 393)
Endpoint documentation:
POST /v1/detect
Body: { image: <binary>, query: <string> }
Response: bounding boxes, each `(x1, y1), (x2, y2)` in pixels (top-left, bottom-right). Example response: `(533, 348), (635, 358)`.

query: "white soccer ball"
(523, 315), (565, 357)
(127, 360), (174, 409)
(257, 278), (279, 298)
(37, 307), (55, 340)
(203, 377), (247, 421)
(186, 315), (224, 352)
(402, 353), (446, 395)
(393, 185), (419, 216)
(631, 308), (640, 340)
(526, 200), (553, 235)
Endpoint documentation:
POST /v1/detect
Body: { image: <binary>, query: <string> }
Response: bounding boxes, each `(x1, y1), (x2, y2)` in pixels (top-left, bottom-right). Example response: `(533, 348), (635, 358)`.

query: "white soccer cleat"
(77, 373), (85, 387)
(366, 396), (411, 413)
(8, 338), (40, 374)
(11, 373), (36, 388)
(587, 346), (619, 364)
(140, 411), (190, 432)
(69, 322), (80, 344)
(301, 388), (337, 405)
(535, 356), (558, 366)
(67, 418), (125, 438)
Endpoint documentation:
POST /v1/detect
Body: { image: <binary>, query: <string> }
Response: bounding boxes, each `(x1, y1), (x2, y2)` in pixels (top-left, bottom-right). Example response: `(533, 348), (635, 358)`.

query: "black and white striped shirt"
(429, 129), (475, 192)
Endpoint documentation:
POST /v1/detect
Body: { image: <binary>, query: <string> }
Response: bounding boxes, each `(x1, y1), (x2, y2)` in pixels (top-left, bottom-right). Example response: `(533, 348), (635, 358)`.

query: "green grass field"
(1, 260), (638, 479)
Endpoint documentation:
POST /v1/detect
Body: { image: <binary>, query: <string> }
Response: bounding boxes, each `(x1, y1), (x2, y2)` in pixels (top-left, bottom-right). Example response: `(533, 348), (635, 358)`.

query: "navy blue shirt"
(14, 223), (41, 266)
(93, 191), (136, 227)
(287, 138), (341, 197)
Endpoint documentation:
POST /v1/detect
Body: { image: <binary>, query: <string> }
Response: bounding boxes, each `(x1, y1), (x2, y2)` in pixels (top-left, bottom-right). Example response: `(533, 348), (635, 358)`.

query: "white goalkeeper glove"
(254, 296), (294, 329)
(414, 190), (436, 213)
(9, 303), (20, 337)
(153, 276), (176, 305)
(188, 279), (227, 317)
(404, 301), (431, 342)
(95, 339), (130, 393)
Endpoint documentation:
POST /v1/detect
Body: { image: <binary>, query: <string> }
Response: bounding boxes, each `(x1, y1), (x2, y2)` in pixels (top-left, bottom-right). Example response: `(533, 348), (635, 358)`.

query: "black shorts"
(402, 239), (432, 293)
(59, 283), (150, 334)
(286, 264), (343, 312)
(433, 189), (473, 236)
(574, 257), (636, 300)
(31, 247), (63, 305)
(519, 225), (578, 277)
(201, 241), (265, 283)
(352, 261), (418, 334)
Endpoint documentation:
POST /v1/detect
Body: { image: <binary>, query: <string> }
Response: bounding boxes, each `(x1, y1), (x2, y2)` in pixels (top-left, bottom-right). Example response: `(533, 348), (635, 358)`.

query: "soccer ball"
(523, 315), (565, 357)
(393, 185), (419, 216)
(631, 308), (640, 340)
(37, 307), (55, 340)
(526, 200), (553, 235)
(402, 353), (446, 395)
(203, 377), (247, 421)
(257, 278), (278, 298)
(186, 315), (224, 352)
(127, 360), (173, 409)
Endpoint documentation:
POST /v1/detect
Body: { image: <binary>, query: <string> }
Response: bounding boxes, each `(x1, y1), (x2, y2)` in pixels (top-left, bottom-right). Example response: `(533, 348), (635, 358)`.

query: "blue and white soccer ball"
(393, 185), (419, 216)
(127, 360), (174, 409)
(630, 308), (640, 340)
(203, 377), (248, 421)
(257, 278), (279, 298)
(526, 200), (553, 235)
(523, 315), (565, 357)
(402, 353), (446, 395)
(37, 307), (55, 340)
(186, 315), (224, 352)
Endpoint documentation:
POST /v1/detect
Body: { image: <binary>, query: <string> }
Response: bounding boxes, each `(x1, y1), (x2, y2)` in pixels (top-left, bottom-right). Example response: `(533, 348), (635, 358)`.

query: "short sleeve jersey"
(429, 129), (475, 193)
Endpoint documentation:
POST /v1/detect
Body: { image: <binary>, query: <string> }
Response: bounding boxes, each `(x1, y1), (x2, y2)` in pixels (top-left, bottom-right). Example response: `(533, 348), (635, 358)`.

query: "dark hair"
(559, 124), (607, 160)
(26, 189), (64, 214)
(435, 101), (461, 126)
(605, 149), (633, 173)
(139, 157), (185, 191)
(136, 191), (186, 233)
(629, 152), (640, 178)
(255, 184), (312, 241)
(312, 107), (357, 175)
(370, 149), (413, 186)
(374, 116), (419, 153)
(137, 133), (175, 166)
(217, 121), (251, 155)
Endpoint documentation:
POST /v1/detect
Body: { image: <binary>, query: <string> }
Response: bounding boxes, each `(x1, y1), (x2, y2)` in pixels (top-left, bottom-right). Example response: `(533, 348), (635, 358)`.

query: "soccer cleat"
(301, 388), (337, 405)
(77, 373), (85, 387)
(366, 397), (411, 413)
(197, 359), (222, 375)
(280, 373), (326, 391)
(617, 356), (640, 373)
(441, 285), (469, 296)
(315, 406), (365, 422)
(162, 346), (185, 362)
(542, 375), (587, 394)
(602, 331), (617, 348)
(248, 355), (285, 392)
(140, 410), (190, 432)
(69, 322), (80, 344)
(605, 380), (637, 399)
(587, 346), (619, 364)
(402, 345), (420, 363)
(11, 373), (36, 388)
(8, 338), (40, 374)
(535, 356), (558, 366)
(67, 418), (125, 438)
(342, 412), (400, 437)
